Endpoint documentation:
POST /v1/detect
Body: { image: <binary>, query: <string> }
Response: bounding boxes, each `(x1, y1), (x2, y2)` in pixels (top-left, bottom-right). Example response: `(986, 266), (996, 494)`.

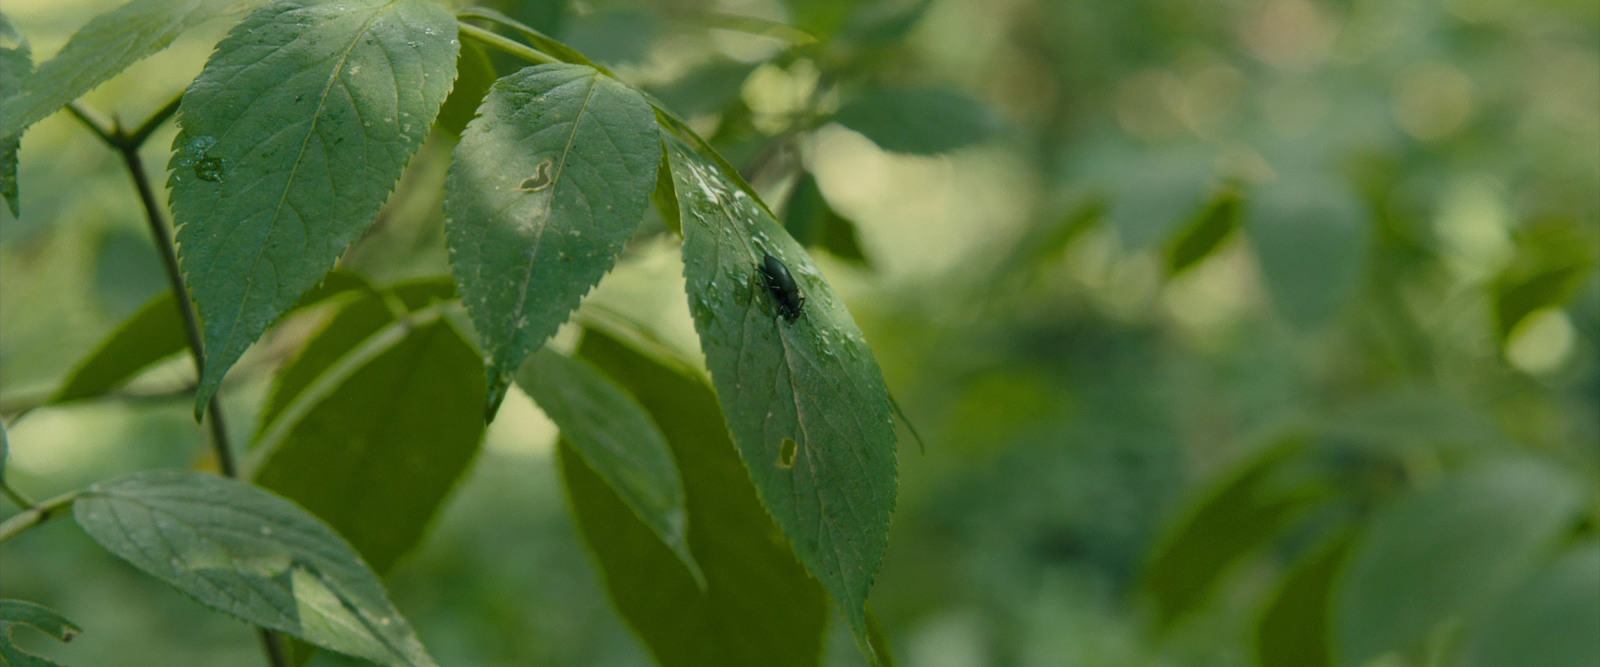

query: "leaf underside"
(73, 470), (436, 666)
(169, 0), (459, 418)
(445, 62), (661, 415)
(1, 600), (81, 667)
(253, 295), (485, 575)
(667, 138), (897, 662)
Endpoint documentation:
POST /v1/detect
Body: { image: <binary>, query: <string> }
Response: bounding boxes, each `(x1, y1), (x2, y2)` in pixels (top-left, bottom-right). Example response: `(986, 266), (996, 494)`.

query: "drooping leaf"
(560, 328), (828, 667)
(169, 0), (459, 418)
(668, 138), (897, 661)
(1335, 459), (1586, 666)
(1462, 541), (1600, 667)
(517, 347), (699, 582)
(0, 0), (250, 140)
(1, 13), (31, 217)
(1165, 187), (1243, 276)
(784, 172), (868, 266)
(72, 471), (436, 666)
(252, 314), (484, 575)
(0, 600), (80, 667)
(1255, 531), (1356, 667)
(50, 291), (185, 405)
(832, 88), (999, 155)
(1143, 438), (1330, 631)
(445, 63), (660, 414)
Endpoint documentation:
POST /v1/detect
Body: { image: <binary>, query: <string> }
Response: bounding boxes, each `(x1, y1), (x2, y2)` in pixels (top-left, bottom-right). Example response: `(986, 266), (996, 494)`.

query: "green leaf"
(72, 471), (436, 666)
(783, 172), (869, 266)
(252, 314), (484, 575)
(1255, 531), (1357, 667)
(1165, 187), (1243, 276)
(1142, 439), (1330, 631)
(0, 0), (248, 140)
(832, 88), (999, 155)
(652, 146), (681, 234)
(1, 13), (31, 217)
(0, 600), (80, 667)
(51, 272), (373, 408)
(1491, 219), (1598, 342)
(169, 0), (459, 419)
(560, 328), (828, 667)
(1248, 177), (1369, 329)
(49, 291), (185, 405)
(434, 41), (496, 139)
(445, 63), (660, 414)
(516, 347), (699, 583)
(1462, 541), (1600, 667)
(1335, 459), (1586, 666)
(257, 281), (395, 431)
(668, 138), (898, 662)
(1, 135), (18, 218)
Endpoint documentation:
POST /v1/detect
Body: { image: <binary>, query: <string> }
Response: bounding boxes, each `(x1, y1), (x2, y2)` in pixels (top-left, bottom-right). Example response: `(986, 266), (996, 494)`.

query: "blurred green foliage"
(2, 0), (1596, 665)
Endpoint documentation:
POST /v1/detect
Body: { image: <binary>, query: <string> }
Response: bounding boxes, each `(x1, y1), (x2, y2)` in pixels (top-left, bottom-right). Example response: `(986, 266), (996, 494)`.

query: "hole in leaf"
(519, 160), (555, 192)
(778, 438), (797, 468)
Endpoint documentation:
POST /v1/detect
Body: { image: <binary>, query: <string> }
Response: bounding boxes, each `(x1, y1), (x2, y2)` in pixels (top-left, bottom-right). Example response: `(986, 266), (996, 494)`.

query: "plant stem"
(69, 100), (286, 667)
(127, 92), (184, 148)
(0, 491), (77, 543)
(456, 21), (558, 65)
(65, 102), (115, 143)
(113, 134), (239, 477)
(1, 479), (35, 509)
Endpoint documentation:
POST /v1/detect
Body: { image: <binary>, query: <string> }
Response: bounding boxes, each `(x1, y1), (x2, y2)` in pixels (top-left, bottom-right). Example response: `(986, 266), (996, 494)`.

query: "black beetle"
(759, 253), (805, 322)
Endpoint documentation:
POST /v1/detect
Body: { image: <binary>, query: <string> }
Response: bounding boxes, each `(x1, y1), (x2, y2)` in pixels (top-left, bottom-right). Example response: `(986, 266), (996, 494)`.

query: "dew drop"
(194, 157), (226, 182)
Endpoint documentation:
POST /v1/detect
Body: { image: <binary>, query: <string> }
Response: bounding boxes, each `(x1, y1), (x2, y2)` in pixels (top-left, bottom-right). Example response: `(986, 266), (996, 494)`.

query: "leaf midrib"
(215, 0), (406, 365)
(504, 70), (603, 357)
